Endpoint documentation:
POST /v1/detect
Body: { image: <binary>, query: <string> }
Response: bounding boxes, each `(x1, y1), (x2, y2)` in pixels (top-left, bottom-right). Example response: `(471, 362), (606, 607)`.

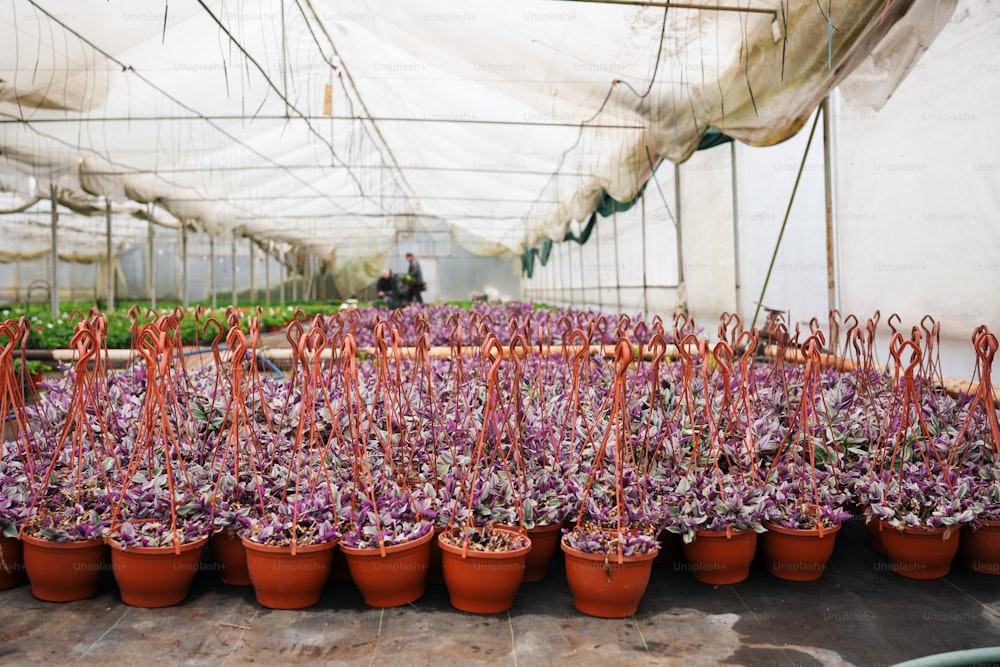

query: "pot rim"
(240, 535), (339, 554)
(107, 535), (208, 554)
(560, 540), (658, 563)
(21, 533), (106, 549)
(437, 526), (532, 558)
(763, 521), (842, 537)
(340, 525), (435, 557)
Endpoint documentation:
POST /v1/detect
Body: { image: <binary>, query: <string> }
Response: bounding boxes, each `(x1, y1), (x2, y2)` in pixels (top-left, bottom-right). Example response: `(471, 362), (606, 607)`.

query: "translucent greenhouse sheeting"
(524, 0), (1000, 381)
(0, 0), (925, 293)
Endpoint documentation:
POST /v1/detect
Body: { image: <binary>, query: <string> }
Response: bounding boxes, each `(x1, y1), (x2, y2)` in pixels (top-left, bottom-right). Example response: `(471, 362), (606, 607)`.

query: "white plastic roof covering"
(0, 0), (920, 291)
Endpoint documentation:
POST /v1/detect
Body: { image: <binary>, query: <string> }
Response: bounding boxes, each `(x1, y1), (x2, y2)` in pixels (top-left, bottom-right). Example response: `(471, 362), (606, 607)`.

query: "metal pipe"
(612, 209), (622, 313)
(555, 0), (777, 16)
(265, 248), (272, 308)
(822, 95), (837, 314)
(595, 210), (604, 311)
(180, 225), (189, 308)
(209, 235), (217, 309)
(279, 253), (286, 307)
(147, 204), (156, 309)
(249, 240), (257, 302)
(105, 198), (115, 312)
(231, 234), (238, 307)
(641, 194), (648, 315)
(49, 185), (59, 316)
(674, 163), (684, 287)
(731, 141), (742, 316)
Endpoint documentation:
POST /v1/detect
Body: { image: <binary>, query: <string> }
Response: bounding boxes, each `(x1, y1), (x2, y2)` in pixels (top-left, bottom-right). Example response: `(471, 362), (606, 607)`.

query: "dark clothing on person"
(407, 257), (424, 304)
(376, 274), (394, 295)
(375, 272), (403, 308)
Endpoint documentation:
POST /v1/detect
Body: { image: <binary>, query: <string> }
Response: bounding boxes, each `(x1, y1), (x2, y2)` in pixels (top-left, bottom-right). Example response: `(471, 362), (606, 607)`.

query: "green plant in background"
(12, 359), (49, 376)
(0, 301), (343, 349)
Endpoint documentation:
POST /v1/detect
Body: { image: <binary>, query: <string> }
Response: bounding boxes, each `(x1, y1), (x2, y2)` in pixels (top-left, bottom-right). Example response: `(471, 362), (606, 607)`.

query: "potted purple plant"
(560, 339), (661, 619)
(20, 323), (116, 603)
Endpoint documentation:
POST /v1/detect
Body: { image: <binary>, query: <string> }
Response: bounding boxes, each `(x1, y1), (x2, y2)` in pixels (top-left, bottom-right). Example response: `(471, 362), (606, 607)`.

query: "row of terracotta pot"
(3, 520), (997, 616)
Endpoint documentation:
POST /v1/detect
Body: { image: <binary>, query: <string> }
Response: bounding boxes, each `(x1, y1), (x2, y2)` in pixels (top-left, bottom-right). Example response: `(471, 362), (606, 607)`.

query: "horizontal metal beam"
(552, 0), (778, 16)
(0, 114), (645, 130)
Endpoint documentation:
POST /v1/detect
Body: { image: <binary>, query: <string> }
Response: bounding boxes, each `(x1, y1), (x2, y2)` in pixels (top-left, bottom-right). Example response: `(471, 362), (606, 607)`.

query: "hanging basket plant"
(561, 335), (660, 618)
(20, 319), (117, 602)
(241, 320), (342, 609)
(860, 335), (982, 579)
(437, 334), (532, 615)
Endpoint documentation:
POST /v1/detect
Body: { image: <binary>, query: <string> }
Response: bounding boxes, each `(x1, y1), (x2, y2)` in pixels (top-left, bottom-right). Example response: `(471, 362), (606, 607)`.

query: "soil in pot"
(960, 520), (1000, 575)
(761, 522), (841, 582)
(680, 528), (757, 585)
(561, 540), (657, 618)
(108, 536), (208, 607)
(0, 535), (26, 589)
(242, 537), (337, 609)
(341, 528), (434, 607)
(438, 526), (531, 614)
(22, 534), (110, 602)
(879, 525), (959, 580)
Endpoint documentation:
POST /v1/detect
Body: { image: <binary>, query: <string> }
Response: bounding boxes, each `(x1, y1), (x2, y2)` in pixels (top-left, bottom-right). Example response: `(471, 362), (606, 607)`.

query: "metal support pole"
(231, 234), (238, 307)
(564, 240), (572, 308)
(280, 254), (287, 307)
(105, 198), (115, 312)
(180, 225), (189, 308)
(612, 209), (622, 313)
(577, 236), (585, 306)
(731, 141), (742, 317)
(822, 95), (837, 314)
(49, 185), (59, 316)
(674, 163), (684, 287)
(641, 194), (649, 315)
(265, 248), (272, 308)
(146, 207), (155, 305)
(209, 235), (217, 309)
(595, 212), (603, 311)
(249, 240), (257, 302)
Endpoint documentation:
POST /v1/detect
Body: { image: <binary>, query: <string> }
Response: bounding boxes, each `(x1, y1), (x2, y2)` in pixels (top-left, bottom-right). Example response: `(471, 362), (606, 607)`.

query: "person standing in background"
(405, 252), (424, 304)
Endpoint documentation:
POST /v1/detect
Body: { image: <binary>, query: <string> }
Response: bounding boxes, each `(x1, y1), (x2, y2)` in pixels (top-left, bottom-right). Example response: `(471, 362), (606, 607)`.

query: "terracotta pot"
(108, 536), (208, 607)
(22, 534), (110, 602)
(427, 525), (447, 584)
(209, 531), (251, 586)
(341, 527), (434, 607)
(879, 524), (959, 580)
(865, 518), (886, 554)
(438, 526), (531, 614)
(680, 528), (757, 585)
(521, 522), (563, 583)
(0, 535), (26, 589)
(242, 537), (336, 609)
(960, 520), (1000, 575)
(761, 522), (841, 581)
(561, 540), (658, 618)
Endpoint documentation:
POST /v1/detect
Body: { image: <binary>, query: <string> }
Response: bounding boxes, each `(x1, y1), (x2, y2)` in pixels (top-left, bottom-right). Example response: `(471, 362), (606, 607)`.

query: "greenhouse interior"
(1, 1), (999, 665)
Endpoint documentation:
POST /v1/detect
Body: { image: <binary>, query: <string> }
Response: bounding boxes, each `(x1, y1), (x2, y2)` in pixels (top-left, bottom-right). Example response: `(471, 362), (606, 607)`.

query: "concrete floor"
(2, 520), (999, 666)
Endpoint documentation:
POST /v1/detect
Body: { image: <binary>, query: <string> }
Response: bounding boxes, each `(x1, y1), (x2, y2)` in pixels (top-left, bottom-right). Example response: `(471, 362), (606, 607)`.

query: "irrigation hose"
(890, 647), (1000, 667)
